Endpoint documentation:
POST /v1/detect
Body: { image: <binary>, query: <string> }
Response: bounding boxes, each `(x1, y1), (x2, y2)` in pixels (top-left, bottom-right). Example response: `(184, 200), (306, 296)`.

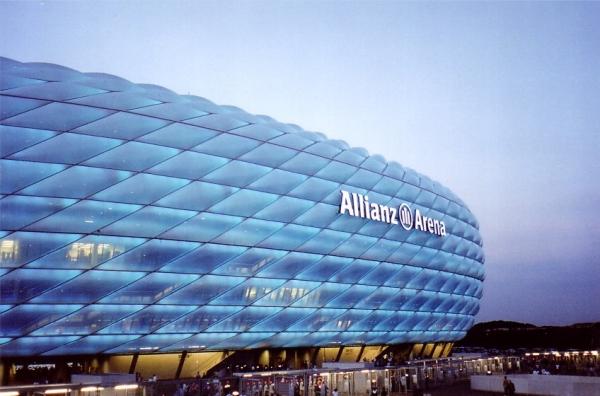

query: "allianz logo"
(339, 190), (447, 237)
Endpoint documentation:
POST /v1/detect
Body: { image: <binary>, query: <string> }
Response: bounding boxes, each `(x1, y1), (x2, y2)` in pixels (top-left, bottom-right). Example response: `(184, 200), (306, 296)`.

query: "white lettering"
(399, 203), (413, 230)
(427, 217), (434, 233)
(414, 209), (424, 231)
(379, 204), (389, 223)
(358, 194), (365, 218)
(390, 207), (398, 224)
(338, 190), (446, 237)
(440, 222), (446, 236)
(339, 190), (354, 216)
(370, 203), (381, 221)
(433, 219), (440, 235)
(352, 193), (360, 218)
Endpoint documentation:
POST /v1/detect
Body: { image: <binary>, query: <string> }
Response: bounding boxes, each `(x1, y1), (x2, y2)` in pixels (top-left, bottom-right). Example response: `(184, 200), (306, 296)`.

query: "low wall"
(471, 374), (600, 396)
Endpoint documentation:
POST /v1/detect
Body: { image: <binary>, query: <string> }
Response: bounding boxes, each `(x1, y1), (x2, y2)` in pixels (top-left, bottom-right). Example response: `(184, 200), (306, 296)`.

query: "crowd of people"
(145, 374), (228, 396)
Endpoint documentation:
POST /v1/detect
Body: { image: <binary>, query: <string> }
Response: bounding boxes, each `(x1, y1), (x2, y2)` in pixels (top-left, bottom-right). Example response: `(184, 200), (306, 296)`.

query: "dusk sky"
(1, 1), (599, 326)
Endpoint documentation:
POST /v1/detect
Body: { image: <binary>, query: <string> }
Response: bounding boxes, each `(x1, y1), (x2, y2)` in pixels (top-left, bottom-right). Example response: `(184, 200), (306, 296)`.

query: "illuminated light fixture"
(81, 387), (104, 392)
(0, 391), (20, 396)
(232, 392), (240, 396)
(360, 370), (370, 373)
(114, 385), (138, 390)
(44, 389), (70, 394)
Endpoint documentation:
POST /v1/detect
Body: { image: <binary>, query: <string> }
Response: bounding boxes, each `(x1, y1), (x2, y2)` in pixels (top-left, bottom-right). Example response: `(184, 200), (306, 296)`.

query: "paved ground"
(416, 380), (547, 396)
(401, 381), (504, 395)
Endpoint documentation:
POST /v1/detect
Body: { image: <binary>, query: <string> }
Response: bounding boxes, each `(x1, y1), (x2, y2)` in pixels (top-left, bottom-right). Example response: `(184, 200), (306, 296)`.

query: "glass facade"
(0, 57), (484, 357)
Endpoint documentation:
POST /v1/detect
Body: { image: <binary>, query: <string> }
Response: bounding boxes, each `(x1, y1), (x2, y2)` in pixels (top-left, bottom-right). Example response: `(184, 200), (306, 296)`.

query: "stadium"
(0, 57), (484, 378)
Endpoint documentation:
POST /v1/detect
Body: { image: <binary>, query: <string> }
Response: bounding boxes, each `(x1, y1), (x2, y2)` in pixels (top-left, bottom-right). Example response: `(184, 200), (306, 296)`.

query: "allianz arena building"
(0, 57), (484, 378)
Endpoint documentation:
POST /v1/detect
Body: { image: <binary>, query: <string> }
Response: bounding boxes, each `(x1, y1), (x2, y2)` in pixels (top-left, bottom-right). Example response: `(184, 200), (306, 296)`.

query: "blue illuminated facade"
(0, 57), (484, 357)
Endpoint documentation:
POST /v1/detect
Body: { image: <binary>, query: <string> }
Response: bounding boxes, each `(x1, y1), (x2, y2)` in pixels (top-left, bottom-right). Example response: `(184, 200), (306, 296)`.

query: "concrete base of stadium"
(0, 343), (453, 385)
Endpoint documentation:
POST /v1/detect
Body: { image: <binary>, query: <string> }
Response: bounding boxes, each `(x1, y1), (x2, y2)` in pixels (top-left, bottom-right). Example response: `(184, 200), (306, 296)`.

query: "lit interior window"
(0, 239), (18, 261)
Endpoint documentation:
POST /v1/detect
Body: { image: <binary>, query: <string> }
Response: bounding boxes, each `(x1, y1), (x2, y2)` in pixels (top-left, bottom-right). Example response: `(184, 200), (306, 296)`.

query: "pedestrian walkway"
(415, 380), (503, 396)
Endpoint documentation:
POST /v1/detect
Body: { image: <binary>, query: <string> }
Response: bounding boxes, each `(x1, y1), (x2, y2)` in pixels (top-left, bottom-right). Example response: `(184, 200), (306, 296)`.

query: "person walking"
(502, 376), (510, 395)
(507, 379), (516, 396)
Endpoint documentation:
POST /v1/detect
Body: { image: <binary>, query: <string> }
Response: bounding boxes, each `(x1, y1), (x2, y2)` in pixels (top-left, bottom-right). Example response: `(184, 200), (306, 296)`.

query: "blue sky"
(1, 1), (599, 325)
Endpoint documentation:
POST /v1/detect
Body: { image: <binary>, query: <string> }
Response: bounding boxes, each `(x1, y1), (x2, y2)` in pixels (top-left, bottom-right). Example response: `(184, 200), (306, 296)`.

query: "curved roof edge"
(0, 56), (477, 223)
